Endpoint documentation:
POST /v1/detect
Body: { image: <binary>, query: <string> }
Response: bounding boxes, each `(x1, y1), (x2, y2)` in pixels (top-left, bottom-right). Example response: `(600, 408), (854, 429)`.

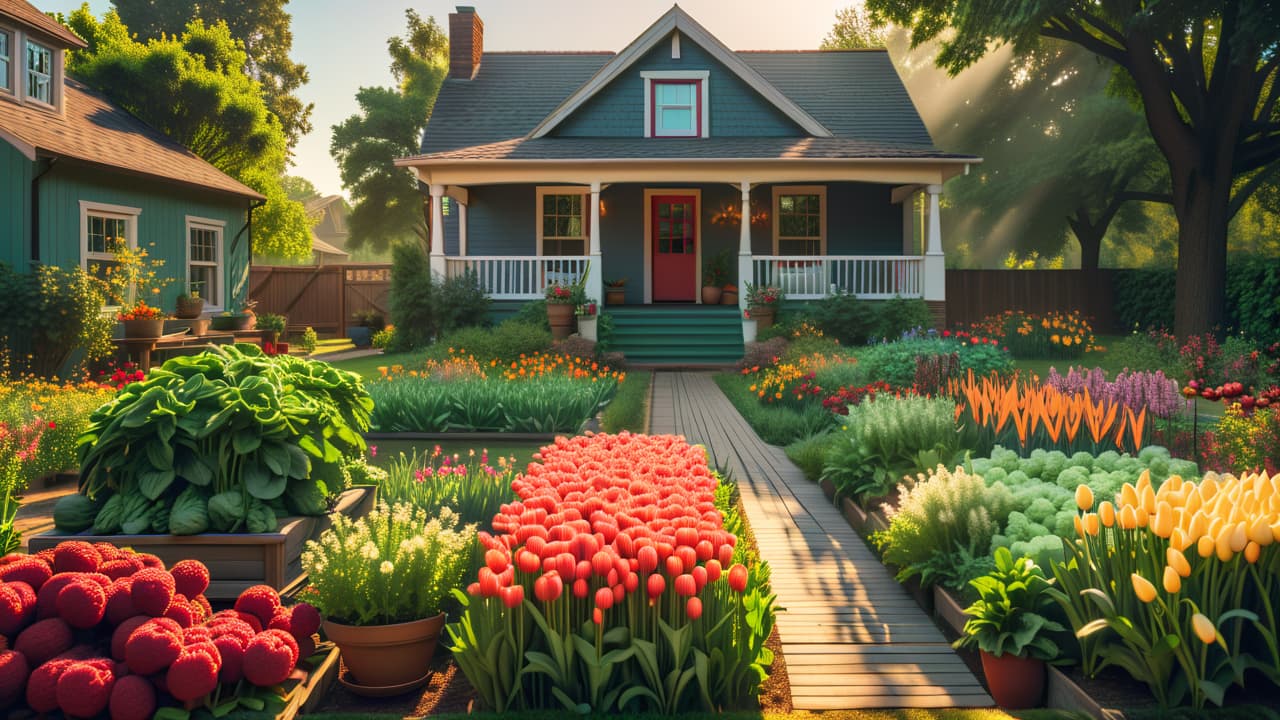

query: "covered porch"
(398, 157), (972, 327)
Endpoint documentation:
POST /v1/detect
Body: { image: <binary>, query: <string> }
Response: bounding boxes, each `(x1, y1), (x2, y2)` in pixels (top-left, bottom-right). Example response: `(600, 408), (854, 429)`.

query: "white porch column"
(429, 184), (446, 277)
(923, 183), (945, 303)
(902, 193), (915, 255)
(586, 181), (603, 306)
(458, 201), (468, 257)
(737, 181), (752, 310)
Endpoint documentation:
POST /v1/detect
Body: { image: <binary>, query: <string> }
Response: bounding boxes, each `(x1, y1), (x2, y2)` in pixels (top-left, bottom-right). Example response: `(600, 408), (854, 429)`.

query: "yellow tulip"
(1168, 547), (1192, 577)
(1246, 541), (1261, 564)
(1165, 474), (1185, 494)
(1136, 469), (1152, 491)
(1099, 501), (1116, 528)
(1120, 483), (1138, 508)
(1249, 518), (1273, 547)
(1207, 516), (1224, 539)
(1120, 505), (1139, 530)
(1201, 474), (1220, 501)
(1170, 528), (1189, 552)
(1187, 512), (1209, 542)
(1152, 502), (1174, 538)
(1230, 522), (1249, 553)
(1185, 487), (1203, 515)
(1076, 484), (1095, 512)
(1192, 613), (1217, 644)
(1216, 525), (1236, 562)
(1163, 566), (1182, 594)
(1132, 573), (1158, 603)
(1084, 513), (1100, 536)
(1136, 508), (1150, 528)
(1141, 485), (1158, 515)
(1197, 534), (1216, 558)
(1271, 520), (1280, 544)
(1073, 514), (1084, 537)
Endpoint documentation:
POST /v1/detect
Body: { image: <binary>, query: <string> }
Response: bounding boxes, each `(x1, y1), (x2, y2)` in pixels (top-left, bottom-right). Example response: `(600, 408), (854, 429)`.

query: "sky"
(42, 0), (850, 198)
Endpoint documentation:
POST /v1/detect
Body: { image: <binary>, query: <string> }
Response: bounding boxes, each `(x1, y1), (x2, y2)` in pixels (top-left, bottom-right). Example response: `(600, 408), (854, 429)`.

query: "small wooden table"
(112, 331), (237, 371)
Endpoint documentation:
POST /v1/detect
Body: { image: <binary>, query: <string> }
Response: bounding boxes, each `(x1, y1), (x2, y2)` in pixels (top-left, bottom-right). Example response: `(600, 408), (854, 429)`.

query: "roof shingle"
(0, 78), (264, 200)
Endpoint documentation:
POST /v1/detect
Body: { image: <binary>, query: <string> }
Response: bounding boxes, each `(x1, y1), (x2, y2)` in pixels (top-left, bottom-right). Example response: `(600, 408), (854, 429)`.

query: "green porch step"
(605, 305), (744, 366)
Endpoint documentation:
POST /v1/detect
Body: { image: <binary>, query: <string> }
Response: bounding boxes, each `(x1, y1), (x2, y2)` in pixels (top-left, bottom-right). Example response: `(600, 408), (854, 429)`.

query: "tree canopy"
(66, 7), (313, 259)
(821, 4), (887, 50)
(110, 0), (312, 152)
(331, 10), (448, 253)
(866, 0), (1280, 336)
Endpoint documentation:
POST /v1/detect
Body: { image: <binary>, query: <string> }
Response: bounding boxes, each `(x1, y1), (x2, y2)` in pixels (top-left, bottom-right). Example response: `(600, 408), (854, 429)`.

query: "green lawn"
(600, 369), (651, 433)
(329, 350), (419, 380)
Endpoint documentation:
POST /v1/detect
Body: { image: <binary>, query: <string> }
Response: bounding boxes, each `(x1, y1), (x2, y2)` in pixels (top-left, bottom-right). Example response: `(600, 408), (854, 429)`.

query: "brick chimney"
(449, 6), (483, 80)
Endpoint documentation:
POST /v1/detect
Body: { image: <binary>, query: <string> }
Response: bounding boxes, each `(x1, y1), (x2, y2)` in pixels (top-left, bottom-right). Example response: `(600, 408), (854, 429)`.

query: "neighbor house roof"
(0, 78), (264, 200)
(310, 235), (348, 259)
(0, 0), (86, 48)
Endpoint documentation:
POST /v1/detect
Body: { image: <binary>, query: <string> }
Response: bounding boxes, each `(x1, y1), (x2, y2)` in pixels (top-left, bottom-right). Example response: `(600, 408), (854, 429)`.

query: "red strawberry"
(53, 542), (102, 574)
(130, 568), (175, 617)
(26, 658), (75, 712)
(57, 578), (108, 629)
(163, 593), (198, 627)
(234, 584), (281, 625)
(111, 615), (149, 661)
(14, 618), (73, 666)
(104, 578), (138, 625)
(289, 603), (321, 639)
(166, 642), (221, 701)
(0, 648), (28, 708)
(169, 560), (210, 599)
(0, 557), (52, 591)
(0, 581), (35, 636)
(56, 659), (116, 717)
(243, 629), (297, 686)
(124, 618), (183, 675)
(109, 674), (157, 720)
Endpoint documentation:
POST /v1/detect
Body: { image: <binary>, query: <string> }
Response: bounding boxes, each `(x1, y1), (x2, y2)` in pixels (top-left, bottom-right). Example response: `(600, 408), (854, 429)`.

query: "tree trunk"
(1171, 169), (1232, 338)
(1072, 222), (1103, 271)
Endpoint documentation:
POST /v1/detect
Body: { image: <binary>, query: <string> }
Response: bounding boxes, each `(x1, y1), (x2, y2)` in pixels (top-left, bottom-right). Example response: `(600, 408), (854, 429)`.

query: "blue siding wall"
(36, 165), (251, 310)
(825, 182), (902, 255)
(0, 142), (33, 270)
(555, 31), (801, 138)
(464, 185), (538, 255)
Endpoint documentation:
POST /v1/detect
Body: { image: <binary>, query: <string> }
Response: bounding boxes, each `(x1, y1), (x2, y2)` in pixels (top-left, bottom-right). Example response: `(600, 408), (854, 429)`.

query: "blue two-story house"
(396, 5), (978, 362)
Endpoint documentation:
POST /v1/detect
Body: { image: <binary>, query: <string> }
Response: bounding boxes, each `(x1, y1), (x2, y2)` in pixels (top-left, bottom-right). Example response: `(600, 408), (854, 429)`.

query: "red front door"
(652, 195), (697, 302)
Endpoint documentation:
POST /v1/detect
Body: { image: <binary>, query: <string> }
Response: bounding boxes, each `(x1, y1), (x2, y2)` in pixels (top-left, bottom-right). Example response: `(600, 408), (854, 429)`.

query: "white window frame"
(0, 28), (12, 95)
(641, 70), (710, 139)
(771, 185), (827, 256)
(24, 38), (53, 107)
(80, 201), (142, 309)
(185, 216), (226, 312)
(535, 186), (590, 257)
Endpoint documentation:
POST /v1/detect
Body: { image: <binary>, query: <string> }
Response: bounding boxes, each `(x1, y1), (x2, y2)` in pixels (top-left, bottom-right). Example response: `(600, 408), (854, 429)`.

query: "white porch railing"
(750, 255), (924, 300)
(445, 256), (588, 300)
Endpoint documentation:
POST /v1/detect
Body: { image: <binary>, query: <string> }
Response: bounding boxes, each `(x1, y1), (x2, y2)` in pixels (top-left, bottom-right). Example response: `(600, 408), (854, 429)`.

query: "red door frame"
(651, 194), (698, 302)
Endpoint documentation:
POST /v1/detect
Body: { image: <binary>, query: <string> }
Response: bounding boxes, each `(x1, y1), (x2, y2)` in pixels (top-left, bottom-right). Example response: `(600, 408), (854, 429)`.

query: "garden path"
(650, 372), (993, 710)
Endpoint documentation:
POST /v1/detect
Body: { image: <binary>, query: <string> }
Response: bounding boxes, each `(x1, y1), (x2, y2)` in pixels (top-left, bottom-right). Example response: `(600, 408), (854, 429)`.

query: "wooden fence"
(944, 269), (1120, 333)
(248, 264), (391, 337)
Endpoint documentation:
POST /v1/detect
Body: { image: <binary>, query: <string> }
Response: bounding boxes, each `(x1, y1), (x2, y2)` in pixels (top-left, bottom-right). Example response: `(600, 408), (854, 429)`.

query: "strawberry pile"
(0, 541), (320, 717)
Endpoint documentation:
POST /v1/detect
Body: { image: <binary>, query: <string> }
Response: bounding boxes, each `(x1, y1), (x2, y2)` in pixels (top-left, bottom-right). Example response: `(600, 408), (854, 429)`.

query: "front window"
(0, 31), (11, 93)
(652, 81), (700, 137)
(25, 40), (51, 104)
(773, 186), (826, 256)
(85, 214), (129, 285)
(188, 221), (223, 308)
(539, 191), (588, 255)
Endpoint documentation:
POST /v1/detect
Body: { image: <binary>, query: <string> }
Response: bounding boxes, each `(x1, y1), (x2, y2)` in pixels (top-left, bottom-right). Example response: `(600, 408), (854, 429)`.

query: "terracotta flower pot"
(122, 318), (165, 339)
(750, 305), (776, 330)
(701, 285), (723, 304)
(980, 650), (1045, 709)
(174, 296), (204, 319)
(547, 302), (575, 340)
(605, 289), (626, 305)
(721, 290), (738, 305)
(324, 613), (445, 691)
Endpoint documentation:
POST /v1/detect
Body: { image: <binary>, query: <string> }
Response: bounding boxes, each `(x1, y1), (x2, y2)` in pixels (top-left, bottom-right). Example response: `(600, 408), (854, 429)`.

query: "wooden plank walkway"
(650, 372), (992, 710)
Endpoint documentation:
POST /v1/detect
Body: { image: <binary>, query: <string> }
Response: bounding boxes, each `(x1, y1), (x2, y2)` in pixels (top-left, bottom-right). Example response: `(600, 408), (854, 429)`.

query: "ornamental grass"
(379, 446), (519, 525)
(1052, 469), (1280, 708)
(447, 433), (776, 713)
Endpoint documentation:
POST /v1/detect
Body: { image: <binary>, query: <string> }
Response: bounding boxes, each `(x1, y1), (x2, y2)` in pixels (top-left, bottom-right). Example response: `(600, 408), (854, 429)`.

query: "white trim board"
(771, 185), (827, 256)
(185, 215), (226, 312)
(535, 185), (591, 257)
(642, 70), (710, 139)
(527, 6), (831, 139)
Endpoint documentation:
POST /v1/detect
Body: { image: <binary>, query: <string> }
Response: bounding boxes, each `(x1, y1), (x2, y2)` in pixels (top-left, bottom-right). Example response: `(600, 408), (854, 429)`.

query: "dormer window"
(25, 39), (52, 104)
(642, 71), (710, 138)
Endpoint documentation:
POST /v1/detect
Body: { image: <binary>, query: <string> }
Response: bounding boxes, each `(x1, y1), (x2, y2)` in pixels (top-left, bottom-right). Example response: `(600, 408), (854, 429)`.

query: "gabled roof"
(528, 5), (831, 139)
(0, 0), (86, 48)
(0, 78), (264, 200)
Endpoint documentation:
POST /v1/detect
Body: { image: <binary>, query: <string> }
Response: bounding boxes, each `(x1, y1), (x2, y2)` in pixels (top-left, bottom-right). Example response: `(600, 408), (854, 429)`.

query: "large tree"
(868, 0), (1280, 337)
(822, 4), (888, 49)
(111, 0), (311, 152)
(331, 10), (447, 253)
(67, 8), (313, 259)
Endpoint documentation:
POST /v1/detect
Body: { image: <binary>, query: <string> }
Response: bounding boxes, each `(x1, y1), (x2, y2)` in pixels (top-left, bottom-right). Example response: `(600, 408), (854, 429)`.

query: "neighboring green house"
(397, 5), (980, 362)
(0, 0), (262, 314)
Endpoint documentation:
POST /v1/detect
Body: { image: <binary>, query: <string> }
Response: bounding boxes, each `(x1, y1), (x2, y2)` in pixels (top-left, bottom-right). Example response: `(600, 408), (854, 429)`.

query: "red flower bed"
(448, 432), (776, 713)
(0, 543), (318, 717)
(822, 381), (894, 415)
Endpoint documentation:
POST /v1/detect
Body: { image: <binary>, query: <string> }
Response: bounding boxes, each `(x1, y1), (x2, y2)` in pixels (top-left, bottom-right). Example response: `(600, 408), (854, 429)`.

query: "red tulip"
(573, 578), (589, 599)
(728, 564), (748, 593)
(647, 573), (665, 600)
(478, 567), (501, 597)
(593, 607), (603, 625)
(674, 574), (697, 597)
(501, 585), (524, 609)
(484, 549), (509, 574)
(534, 573), (561, 603)
(718, 544), (734, 568)
(575, 560), (593, 581)
(516, 550), (540, 574)
(595, 586), (614, 611)
(556, 553), (576, 579)
(705, 559), (722, 583)
(592, 551), (614, 577)
(686, 596), (702, 620)
(692, 566), (708, 590)
(467, 582), (480, 596)
(624, 572), (639, 593)
(676, 546), (697, 573)
(694, 540), (714, 562)
(665, 555), (683, 577)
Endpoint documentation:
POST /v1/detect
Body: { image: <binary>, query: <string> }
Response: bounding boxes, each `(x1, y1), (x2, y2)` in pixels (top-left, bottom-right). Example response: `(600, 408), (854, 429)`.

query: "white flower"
(361, 542), (379, 561)
(380, 561), (394, 575)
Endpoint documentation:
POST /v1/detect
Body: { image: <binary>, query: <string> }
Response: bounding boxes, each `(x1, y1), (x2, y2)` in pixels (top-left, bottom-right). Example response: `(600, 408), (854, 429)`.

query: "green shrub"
(436, 269), (490, 336)
(513, 299), (550, 329)
(371, 326), (396, 349)
(1114, 256), (1280, 344)
(0, 263), (114, 379)
(425, 320), (552, 363)
(300, 327), (319, 354)
(388, 242), (436, 352)
(809, 294), (932, 346)
(1105, 329), (1182, 377)
(368, 375), (617, 433)
(784, 432), (841, 481)
(854, 338), (1012, 389)
(714, 372), (836, 445)
(872, 464), (1009, 589)
(821, 395), (960, 500)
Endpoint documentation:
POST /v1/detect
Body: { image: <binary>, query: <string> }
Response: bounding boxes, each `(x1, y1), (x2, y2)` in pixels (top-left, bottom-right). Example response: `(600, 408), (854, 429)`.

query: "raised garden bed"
(30, 486), (374, 601)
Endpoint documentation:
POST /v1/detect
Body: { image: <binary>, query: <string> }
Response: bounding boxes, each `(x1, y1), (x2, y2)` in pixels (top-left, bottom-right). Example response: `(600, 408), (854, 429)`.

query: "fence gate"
(249, 264), (391, 337)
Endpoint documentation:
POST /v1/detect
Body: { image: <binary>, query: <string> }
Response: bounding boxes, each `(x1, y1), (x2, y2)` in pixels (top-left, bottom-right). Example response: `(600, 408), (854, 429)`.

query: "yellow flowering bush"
(742, 352), (844, 407)
(1053, 469), (1280, 708)
(969, 310), (1101, 359)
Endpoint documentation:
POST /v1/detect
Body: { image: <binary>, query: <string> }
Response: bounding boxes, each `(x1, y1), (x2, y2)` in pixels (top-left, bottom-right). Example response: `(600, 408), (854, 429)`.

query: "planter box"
(933, 585), (969, 636)
(820, 477), (836, 500)
(742, 318), (757, 343)
(30, 486), (375, 601)
(1046, 666), (1125, 720)
(278, 643), (343, 720)
(578, 315), (598, 341)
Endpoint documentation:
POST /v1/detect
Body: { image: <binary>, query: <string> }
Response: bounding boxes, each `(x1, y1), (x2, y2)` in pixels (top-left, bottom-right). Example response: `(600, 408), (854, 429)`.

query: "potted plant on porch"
(118, 299), (166, 339)
(256, 312), (287, 353)
(301, 503), (475, 695)
(702, 250), (730, 304)
(721, 283), (739, 305)
(174, 287), (204, 318)
(545, 280), (584, 340)
(604, 278), (627, 305)
(347, 310), (386, 348)
(953, 547), (1066, 709)
(745, 283), (782, 330)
